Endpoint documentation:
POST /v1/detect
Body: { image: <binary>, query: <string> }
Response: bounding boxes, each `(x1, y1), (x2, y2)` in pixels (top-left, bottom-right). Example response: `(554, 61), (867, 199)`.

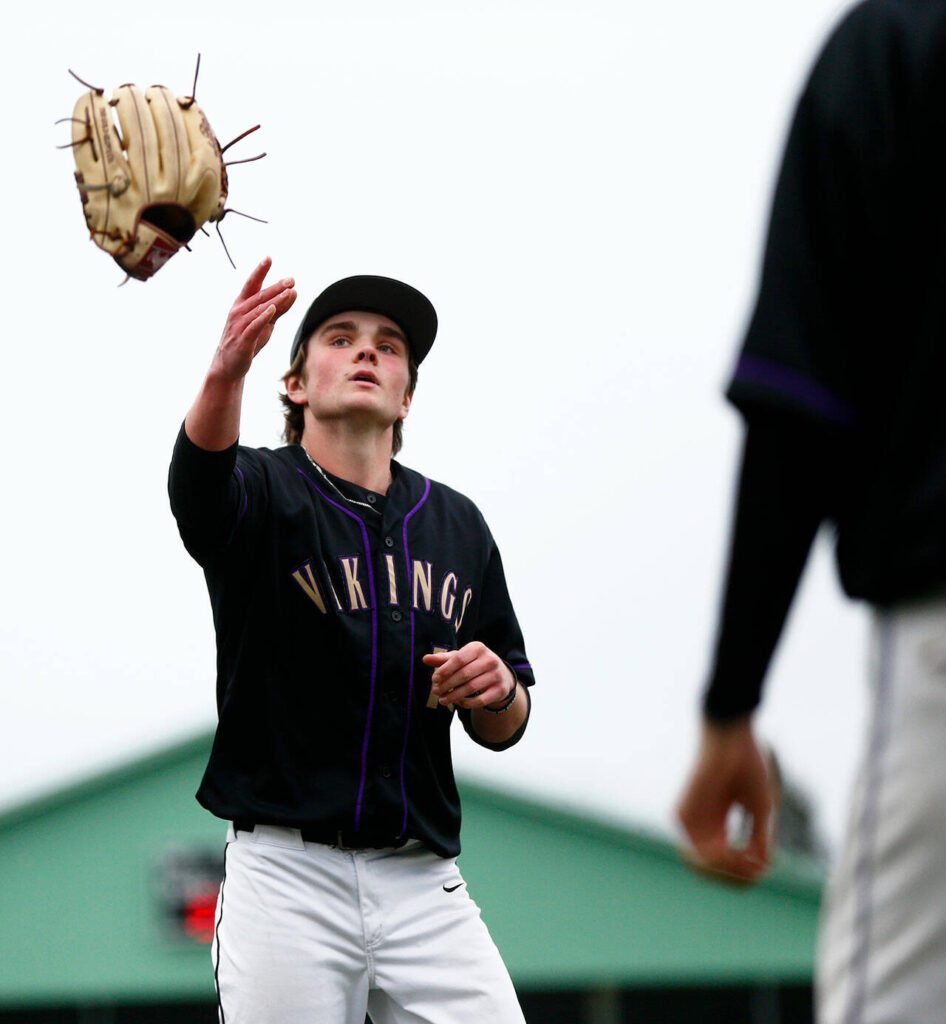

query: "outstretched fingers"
(271, 284), (298, 323)
(229, 281), (296, 356)
(215, 281), (295, 381)
(243, 301), (287, 359)
(235, 256), (273, 302)
(234, 277), (296, 324)
(218, 304), (273, 374)
(247, 302), (277, 339)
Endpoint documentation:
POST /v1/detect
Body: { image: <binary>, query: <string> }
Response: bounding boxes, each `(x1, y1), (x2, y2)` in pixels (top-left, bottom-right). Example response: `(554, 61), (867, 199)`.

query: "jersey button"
(367, 494), (377, 504)
(381, 765), (392, 778)
(392, 610), (403, 622)
(384, 536), (395, 548)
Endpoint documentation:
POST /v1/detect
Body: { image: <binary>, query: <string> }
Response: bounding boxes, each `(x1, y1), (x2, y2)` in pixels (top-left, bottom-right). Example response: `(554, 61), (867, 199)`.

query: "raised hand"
(185, 256), (297, 451)
(210, 257), (297, 382)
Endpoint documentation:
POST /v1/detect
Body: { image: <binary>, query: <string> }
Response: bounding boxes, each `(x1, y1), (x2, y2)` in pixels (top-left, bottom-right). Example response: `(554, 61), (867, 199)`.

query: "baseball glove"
(64, 65), (244, 281)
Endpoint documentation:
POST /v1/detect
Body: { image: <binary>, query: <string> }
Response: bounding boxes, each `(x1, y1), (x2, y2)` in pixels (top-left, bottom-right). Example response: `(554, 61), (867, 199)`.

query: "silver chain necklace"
(300, 446), (383, 516)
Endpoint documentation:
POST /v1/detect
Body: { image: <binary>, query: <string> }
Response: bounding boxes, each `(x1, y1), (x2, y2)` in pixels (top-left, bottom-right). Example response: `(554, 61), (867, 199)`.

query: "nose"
(354, 345), (378, 365)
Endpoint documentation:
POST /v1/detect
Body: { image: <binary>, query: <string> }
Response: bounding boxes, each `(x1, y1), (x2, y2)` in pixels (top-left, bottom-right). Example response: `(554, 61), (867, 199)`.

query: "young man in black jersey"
(676, 3), (946, 1022)
(169, 260), (533, 1024)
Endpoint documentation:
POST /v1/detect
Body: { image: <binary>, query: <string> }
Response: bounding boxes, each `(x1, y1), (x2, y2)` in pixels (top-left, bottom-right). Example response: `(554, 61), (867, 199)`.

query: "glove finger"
(146, 86), (189, 201)
(180, 100), (227, 227)
(111, 84), (159, 203)
(72, 91), (125, 190)
(71, 91), (130, 257)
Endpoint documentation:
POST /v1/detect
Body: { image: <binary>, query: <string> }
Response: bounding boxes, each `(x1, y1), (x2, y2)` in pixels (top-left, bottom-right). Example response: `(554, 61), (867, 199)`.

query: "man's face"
(287, 310), (413, 432)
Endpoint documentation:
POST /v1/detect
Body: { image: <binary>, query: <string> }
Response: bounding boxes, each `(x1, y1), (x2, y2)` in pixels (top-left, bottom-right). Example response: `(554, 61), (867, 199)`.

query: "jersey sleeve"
(167, 423), (269, 566)
(703, 420), (835, 721)
(458, 537), (534, 752)
(728, 1), (895, 431)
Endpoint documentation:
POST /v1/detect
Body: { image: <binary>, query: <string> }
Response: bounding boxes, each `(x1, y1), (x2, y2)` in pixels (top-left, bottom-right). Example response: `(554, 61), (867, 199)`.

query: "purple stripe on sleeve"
(297, 468), (379, 834)
(510, 662), (532, 671)
(733, 353), (857, 428)
(398, 477), (432, 839)
(234, 467), (249, 525)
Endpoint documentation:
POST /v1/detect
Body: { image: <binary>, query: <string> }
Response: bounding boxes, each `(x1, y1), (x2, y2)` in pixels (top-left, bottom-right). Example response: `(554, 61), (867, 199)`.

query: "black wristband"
(482, 678), (518, 714)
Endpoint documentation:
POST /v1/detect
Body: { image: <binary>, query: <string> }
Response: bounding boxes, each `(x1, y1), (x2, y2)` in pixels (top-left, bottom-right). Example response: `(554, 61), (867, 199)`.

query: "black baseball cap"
(290, 275), (438, 365)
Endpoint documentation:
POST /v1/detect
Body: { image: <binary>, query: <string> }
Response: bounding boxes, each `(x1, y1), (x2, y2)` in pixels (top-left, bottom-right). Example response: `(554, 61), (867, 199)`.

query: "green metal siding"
(0, 733), (823, 1008)
(459, 789), (821, 989)
(0, 739), (219, 1007)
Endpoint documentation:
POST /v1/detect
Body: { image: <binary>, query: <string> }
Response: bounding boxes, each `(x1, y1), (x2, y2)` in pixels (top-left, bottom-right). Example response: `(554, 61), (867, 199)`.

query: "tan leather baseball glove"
(68, 77), (228, 280)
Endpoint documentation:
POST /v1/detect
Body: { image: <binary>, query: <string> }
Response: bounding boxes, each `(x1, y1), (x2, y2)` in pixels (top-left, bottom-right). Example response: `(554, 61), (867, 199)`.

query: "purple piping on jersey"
(397, 477), (432, 838)
(510, 662), (531, 671)
(297, 468), (379, 833)
(234, 467), (249, 525)
(733, 353), (857, 429)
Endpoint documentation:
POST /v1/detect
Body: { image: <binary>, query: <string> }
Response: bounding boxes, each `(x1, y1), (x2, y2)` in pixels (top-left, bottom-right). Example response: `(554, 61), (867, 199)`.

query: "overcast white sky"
(1, 0), (867, 855)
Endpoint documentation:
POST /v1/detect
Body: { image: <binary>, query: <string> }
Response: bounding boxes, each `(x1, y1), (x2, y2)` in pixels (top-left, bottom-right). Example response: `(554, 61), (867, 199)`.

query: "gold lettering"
(384, 554), (398, 605)
(440, 573), (458, 621)
(340, 557), (368, 612)
(412, 560), (433, 612)
(291, 563), (327, 614)
(454, 588), (474, 632)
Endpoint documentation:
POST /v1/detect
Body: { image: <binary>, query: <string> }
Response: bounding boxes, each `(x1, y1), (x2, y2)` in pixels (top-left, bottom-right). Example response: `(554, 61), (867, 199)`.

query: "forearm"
(184, 371), (246, 452)
(703, 419), (832, 720)
(182, 257), (296, 452)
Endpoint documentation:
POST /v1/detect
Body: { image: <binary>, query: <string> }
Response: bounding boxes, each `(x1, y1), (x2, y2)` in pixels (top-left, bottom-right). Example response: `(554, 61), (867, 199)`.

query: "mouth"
(349, 371), (380, 386)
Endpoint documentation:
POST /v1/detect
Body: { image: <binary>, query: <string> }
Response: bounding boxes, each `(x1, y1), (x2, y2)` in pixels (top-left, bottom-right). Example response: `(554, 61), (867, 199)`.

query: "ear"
(398, 388), (413, 422)
(285, 372), (308, 407)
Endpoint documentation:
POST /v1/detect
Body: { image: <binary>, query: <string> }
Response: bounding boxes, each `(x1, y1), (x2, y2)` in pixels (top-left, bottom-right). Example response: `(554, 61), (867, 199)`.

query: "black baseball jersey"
(728, 0), (946, 603)
(168, 426), (534, 858)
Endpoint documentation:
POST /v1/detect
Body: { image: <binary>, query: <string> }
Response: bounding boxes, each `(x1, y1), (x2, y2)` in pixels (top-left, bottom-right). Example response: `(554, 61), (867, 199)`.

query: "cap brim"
(290, 275), (437, 365)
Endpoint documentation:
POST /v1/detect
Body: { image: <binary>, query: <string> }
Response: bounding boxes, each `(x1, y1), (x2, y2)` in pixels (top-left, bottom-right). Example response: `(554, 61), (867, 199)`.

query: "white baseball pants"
(817, 599), (946, 1024)
(212, 823), (526, 1024)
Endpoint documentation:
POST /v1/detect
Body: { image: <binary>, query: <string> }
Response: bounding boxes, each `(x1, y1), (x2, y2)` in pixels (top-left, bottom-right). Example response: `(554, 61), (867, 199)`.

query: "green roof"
(0, 732), (823, 1008)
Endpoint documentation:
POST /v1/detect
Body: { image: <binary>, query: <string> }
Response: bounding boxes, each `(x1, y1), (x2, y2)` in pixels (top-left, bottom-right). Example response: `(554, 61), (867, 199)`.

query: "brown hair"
(279, 339), (419, 456)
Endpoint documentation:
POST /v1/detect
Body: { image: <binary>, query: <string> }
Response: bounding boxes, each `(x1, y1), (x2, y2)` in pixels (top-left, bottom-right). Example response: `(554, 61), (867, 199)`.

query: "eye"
(378, 343), (396, 354)
(330, 336), (351, 347)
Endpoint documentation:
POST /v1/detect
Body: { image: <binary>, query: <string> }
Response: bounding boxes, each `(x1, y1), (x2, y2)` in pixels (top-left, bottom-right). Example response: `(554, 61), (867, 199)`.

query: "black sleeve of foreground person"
(702, 419), (838, 722)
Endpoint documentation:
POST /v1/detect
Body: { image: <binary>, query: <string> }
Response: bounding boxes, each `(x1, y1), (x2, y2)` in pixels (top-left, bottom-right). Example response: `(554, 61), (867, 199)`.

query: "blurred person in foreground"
(676, 2), (946, 1021)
